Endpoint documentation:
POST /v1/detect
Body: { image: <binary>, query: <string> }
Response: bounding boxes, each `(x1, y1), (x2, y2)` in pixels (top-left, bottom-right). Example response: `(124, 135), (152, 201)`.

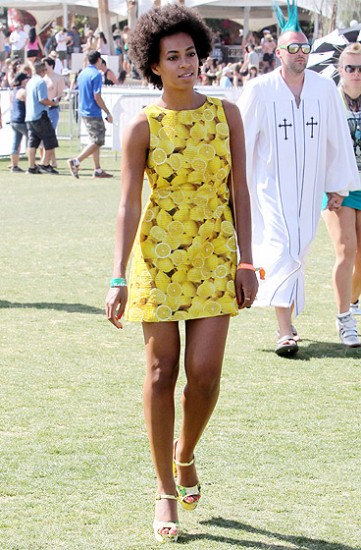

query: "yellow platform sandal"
(173, 443), (201, 511)
(153, 494), (179, 543)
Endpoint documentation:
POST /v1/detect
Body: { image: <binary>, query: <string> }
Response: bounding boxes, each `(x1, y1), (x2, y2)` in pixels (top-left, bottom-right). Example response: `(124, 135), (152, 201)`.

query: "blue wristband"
(110, 277), (127, 287)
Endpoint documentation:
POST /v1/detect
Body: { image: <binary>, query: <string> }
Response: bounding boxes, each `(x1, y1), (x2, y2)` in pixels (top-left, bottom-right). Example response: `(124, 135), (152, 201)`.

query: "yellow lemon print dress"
(126, 96), (239, 322)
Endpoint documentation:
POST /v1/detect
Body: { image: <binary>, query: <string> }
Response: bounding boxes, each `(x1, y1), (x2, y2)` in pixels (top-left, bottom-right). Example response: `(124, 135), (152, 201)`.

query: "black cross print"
(278, 118), (292, 140)
(306, 116), (318, 138)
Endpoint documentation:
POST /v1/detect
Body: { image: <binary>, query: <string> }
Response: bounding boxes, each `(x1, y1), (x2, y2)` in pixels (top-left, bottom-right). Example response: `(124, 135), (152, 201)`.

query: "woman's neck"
(158, 89), (204, 111)
(342, 86), (361, 111)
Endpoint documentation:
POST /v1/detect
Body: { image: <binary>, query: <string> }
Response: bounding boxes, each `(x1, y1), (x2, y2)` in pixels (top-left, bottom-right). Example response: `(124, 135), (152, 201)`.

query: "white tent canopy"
(1, 0), (333, 32)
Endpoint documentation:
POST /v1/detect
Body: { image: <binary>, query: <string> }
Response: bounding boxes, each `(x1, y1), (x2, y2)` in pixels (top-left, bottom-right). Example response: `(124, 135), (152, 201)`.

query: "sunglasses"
(343, 65), (361, 74)
(279, 43), (311, 55)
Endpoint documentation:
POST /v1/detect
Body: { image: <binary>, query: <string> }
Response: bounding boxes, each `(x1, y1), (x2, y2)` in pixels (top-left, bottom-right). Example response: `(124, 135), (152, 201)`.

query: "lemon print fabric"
(126, 96), (239, 322)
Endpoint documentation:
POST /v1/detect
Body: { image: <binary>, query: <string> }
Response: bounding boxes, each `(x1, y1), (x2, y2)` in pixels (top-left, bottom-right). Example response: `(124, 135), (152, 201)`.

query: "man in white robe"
(238, 30), (360, 356)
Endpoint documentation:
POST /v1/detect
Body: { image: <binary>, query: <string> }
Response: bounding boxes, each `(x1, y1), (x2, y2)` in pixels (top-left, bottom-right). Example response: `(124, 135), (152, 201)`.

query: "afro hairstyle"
(128, 4), (213, 89)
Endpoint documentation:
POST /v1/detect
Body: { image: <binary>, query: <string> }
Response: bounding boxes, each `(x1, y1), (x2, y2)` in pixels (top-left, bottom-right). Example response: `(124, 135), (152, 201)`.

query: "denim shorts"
(48, 106), (60, 130)
(11, 122), (27, 154)
(27, 112), (58, 150)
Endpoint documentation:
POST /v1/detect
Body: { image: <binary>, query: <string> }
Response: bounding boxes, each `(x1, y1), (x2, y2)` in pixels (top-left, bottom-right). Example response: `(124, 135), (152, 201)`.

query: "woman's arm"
(105, 111), (150, 327)
(223, 99), (258, 308)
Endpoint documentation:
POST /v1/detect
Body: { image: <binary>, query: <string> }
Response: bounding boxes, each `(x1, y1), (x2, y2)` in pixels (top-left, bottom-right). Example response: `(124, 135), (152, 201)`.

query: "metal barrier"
(57, 90), (79, 141)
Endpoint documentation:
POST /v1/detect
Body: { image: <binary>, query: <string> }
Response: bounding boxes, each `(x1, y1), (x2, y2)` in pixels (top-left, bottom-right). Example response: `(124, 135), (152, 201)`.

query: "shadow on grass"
(262, 340), (361, 360)
(180, 517), (358, 549)
(0, 300), (103, 315)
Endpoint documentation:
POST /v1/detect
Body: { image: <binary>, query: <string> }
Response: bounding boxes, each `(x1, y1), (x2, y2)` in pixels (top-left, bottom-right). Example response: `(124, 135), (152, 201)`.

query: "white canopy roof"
(1, 0), (333, 31)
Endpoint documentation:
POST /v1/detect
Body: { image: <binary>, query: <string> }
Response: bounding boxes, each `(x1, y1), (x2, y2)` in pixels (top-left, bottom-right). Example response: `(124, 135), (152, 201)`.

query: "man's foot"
(93, 169), (113, 178)
(275, 335), (299, 356)
(10, 166), (25, 173)
(336, 313), (360, 347)
(38, 164), (59, 175)
(67, 159), (79, 179)
(27, 166), (42, 174)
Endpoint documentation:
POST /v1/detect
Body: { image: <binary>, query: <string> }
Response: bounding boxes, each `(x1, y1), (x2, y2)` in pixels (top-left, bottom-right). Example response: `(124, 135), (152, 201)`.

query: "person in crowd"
(243, 64), (259, 85)
(81, 29), (97, 56)
(97, 32), (109, 55)
(26, 27), (44, 65)
(25, 60), (59, 174)
(9, 23), (28, 63)
(67, 50), (113, 179)
(219, 65), (233, 87)
(55, 27), (68, 67)
(238, 11), (359, 356)
(321, 43), (361, 345)
(105, 4), (258, 543)
(48, 50), (63, 75)
(121, 26), (131, 74)
(43, 55), (65, 168)
(199, 56), (217, 85)
(101, 58), (118, 86)
(2, 57), (20, 88)
(113, 32), (124, 72)
(247, 43), (260, 71)
(9, 71), (29, 172)
(261, 33), (276, 73)
(66, 25), (80, 68)
(0, 24), (6, 71)
(44, 30), (57, 56)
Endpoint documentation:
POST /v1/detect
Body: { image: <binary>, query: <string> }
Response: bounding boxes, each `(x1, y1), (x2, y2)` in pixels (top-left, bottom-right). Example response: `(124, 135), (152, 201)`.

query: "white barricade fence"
(1, 86), (243, 157)
(99, 85), (243, 152)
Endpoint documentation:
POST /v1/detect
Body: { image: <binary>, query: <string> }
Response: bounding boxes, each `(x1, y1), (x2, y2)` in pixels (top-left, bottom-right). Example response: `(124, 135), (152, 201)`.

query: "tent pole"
(63, 3), (68, 29)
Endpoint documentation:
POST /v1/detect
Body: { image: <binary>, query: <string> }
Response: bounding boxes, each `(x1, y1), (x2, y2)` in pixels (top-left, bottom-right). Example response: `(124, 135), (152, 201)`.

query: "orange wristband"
(237, 263), (255, 271)
(237, 263), (266, 280)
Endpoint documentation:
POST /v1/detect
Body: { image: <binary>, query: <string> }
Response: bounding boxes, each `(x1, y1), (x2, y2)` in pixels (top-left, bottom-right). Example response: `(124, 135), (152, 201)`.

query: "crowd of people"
(0, 19), (297, 92)
(0, 22), (130, 84)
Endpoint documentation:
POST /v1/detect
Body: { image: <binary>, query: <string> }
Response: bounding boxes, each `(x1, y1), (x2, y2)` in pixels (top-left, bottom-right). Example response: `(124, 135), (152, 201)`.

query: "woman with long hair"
(26, 27), (44, 64)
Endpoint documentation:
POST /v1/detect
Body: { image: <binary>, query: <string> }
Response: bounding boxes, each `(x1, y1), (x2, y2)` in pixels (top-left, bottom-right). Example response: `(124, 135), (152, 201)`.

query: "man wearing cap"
(25, 60), (59, 174)
(67, 49), (113, 179)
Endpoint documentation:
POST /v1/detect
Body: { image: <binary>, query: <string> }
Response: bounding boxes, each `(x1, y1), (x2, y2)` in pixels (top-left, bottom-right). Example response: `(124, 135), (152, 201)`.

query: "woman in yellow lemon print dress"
(105, 4), (258, 543)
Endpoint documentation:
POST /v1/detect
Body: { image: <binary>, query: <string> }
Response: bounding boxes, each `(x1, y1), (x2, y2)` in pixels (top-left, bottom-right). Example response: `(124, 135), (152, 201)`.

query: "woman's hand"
(105, 286), (128, 328)
(235, 268), (259, 309)
(326, 192), (343, 211)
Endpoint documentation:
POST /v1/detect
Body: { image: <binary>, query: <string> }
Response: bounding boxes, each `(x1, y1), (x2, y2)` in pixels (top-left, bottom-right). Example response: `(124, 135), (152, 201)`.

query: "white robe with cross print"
(238, 67), (360, 315)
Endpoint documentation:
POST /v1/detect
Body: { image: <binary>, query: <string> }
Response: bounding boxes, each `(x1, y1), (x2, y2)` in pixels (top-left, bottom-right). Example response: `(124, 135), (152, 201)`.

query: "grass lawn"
(0, 142), (360, 549)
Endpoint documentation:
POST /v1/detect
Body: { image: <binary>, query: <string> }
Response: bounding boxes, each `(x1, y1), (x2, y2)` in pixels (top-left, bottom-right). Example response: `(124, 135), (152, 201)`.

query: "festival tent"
(1, 0), (334, 32)
(1, 0), (129, 29)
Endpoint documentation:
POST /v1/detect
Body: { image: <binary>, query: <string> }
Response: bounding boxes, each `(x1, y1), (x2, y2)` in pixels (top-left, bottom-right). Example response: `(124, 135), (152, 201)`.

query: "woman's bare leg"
(322, 207), (357, 313)
(175, 315), (230, 489)
(142, 321), (180, 528)
(351, 210), (361, 303)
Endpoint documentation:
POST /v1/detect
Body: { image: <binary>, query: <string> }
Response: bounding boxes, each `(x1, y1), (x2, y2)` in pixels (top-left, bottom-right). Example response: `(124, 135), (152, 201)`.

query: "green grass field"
(0, 143), (360, 549)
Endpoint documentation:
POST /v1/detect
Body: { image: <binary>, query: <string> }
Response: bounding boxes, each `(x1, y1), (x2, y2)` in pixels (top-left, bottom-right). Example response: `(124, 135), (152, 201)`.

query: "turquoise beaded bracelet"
(110, 277), (127, 287)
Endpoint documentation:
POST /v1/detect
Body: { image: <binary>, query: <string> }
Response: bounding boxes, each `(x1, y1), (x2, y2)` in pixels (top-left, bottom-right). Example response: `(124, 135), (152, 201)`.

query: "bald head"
(278, 31), (308, 47)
